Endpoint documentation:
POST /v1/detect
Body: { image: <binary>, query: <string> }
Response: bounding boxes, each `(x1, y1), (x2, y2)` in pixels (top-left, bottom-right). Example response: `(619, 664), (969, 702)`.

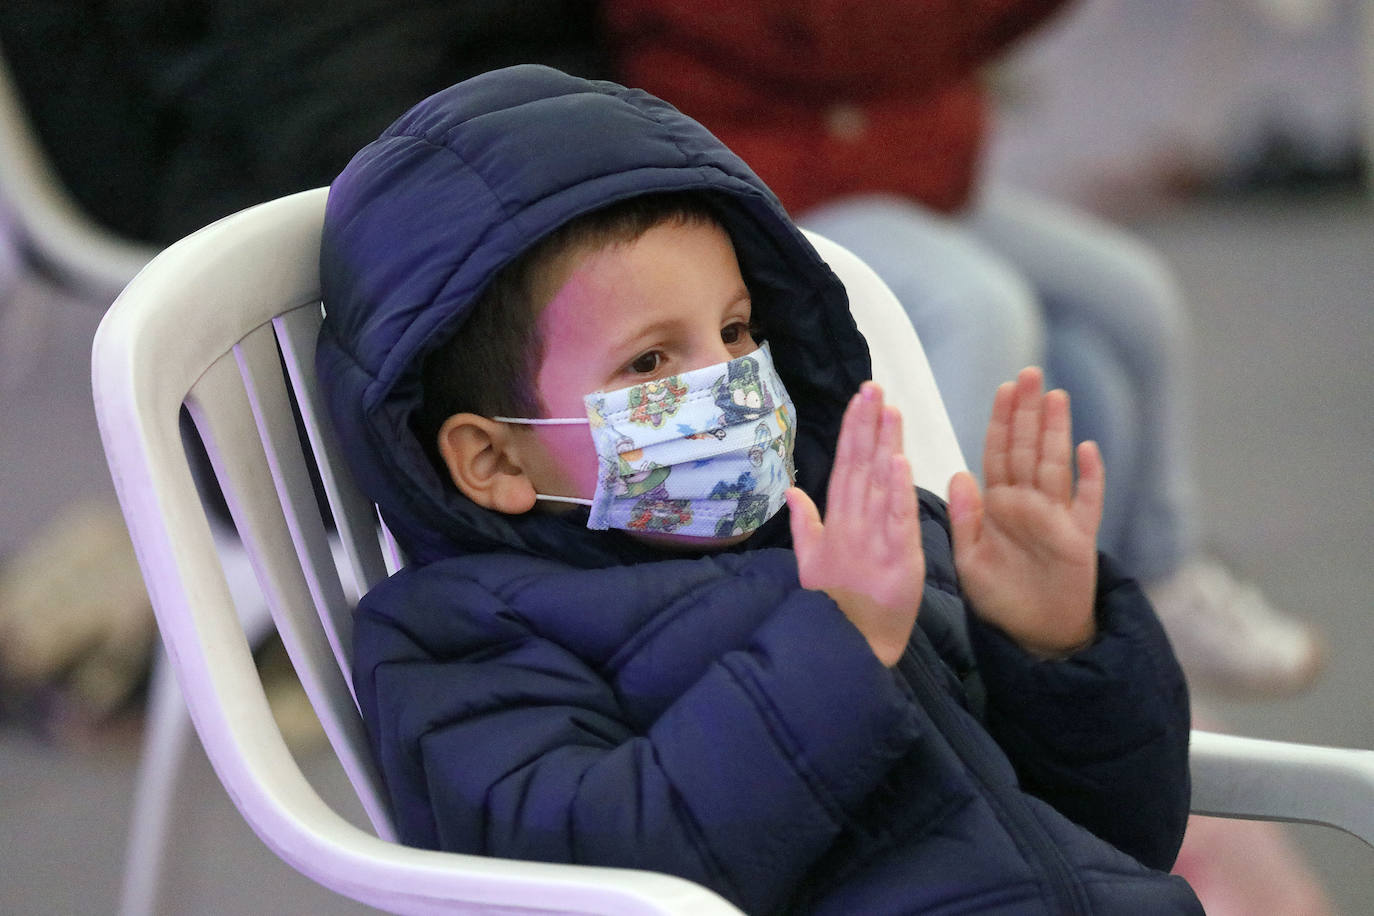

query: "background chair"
(0, 42), (212, 915)
(92, 187), (1374, 914)
(0, 48), (156, 295)
(0, 46), (157, 390)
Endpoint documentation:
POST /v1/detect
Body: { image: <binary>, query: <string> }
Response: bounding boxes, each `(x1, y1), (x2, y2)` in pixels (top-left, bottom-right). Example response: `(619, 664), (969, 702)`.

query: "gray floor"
(0, 185), (1370, 915)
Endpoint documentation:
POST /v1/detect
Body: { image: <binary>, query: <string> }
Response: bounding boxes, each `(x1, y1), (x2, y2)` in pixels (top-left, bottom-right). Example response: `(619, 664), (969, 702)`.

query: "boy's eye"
(629, 351), (662, 374)
(721, 320), (756, 346)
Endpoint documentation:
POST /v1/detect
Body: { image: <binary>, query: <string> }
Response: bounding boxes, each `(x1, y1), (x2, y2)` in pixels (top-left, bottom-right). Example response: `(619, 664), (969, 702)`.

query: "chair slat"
(189, 339), (397, 841)
(274, 304), (393, 593)
(233, 325), (354, 686)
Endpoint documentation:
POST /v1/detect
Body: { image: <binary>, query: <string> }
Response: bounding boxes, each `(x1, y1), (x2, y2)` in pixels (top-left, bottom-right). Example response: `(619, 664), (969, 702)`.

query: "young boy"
(317, 65), (1202, 914)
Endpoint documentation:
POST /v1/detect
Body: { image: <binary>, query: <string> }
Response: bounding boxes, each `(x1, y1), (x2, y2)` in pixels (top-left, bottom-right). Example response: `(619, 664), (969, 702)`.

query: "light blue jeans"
(802, 189), (1195, 582)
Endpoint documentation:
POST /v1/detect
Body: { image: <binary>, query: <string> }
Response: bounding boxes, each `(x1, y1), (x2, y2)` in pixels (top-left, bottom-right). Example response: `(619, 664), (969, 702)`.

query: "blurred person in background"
(603, 0), (1325, 699)
(0, 0), (607, 247)
(0, 0), (607, 738)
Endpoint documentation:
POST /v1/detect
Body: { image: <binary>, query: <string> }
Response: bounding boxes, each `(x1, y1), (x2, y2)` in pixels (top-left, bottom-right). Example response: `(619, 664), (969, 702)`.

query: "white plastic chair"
(92, 187), (1374, 915)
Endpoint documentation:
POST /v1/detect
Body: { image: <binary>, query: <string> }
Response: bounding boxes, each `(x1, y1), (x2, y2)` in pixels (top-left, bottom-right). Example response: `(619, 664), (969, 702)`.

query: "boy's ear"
(436, 414), (538, 514)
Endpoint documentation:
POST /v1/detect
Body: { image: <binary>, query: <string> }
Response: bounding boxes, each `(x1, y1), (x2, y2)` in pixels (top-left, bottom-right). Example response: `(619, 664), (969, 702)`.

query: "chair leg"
(118, 647), (190, 916)
(0, 274), (47, 394)
(118, 524), (276, 916)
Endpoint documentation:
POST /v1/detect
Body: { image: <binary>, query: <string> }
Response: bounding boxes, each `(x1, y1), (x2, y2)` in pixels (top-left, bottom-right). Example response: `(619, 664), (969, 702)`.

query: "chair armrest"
(1189, 729), (1374, 847)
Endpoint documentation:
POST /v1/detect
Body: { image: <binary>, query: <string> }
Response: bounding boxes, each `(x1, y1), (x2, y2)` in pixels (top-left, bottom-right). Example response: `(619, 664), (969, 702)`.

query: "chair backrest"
(802, 229), (966, 495)
(92, 188), (1372, 914)
(90, 187), (962, 913)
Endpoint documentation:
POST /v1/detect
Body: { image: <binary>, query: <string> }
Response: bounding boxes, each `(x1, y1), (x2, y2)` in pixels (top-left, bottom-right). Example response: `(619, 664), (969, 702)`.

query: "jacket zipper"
(901, 640), (1091, 915)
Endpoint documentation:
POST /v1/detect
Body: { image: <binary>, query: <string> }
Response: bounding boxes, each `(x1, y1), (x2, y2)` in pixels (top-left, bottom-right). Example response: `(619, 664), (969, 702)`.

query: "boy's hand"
(788, 382), (925, 667)
(948, 367), (1104, 658)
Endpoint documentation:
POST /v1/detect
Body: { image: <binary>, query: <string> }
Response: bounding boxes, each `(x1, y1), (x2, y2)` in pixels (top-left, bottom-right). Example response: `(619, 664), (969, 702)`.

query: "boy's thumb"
(786, 487), (822, 560)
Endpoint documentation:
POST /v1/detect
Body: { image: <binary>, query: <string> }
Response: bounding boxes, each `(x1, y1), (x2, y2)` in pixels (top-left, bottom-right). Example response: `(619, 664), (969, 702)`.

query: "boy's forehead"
(531, 242), (640, 361)
(534, 220), (748, 355)
(527, 236), (611, 323)
(528, 242), (624, 366)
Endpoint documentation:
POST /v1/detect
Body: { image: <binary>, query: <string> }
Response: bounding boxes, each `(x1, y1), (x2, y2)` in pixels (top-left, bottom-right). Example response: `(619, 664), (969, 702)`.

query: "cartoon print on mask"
(716, 495), (772, 537)
(586, 395), (608, 430)
(747, 421), (772, 466)
(747, 399), (797, 468)
(708, 471), (758, 500)
(772, 405), (796, 468)
(627, 485), (694, 532)
(608, 438), (671, 498)
(712, 354), (773, 425)
(707, 472), (771, 537)
(562, 343), (796, 537)
(681, 425), (728, 442)
(627, 376), (689, 427)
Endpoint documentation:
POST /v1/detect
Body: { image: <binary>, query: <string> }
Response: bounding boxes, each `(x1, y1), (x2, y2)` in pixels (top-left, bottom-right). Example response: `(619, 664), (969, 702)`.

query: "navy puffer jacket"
(318, 66), (1201, 915)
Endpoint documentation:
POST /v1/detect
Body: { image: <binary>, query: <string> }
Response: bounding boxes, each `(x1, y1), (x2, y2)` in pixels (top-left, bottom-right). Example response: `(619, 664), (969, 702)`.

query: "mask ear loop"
(489, 416), (597, 507)
(533, 494), (595, 506)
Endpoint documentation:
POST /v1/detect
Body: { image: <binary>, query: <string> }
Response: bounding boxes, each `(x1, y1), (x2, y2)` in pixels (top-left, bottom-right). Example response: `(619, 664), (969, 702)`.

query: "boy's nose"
(697, 334), (741, 370)
(689, 349), (731, 375)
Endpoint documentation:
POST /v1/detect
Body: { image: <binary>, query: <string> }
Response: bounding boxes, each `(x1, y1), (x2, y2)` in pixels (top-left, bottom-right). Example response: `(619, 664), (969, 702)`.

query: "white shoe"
(1146, 559), (1324, 697)
(0, 500), (155, 735)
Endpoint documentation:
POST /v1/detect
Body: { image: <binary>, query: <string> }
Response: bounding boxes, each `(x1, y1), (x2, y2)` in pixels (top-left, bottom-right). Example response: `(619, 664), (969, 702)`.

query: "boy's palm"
(788, 384), (925, 667)
(948, 368), (1104, 657)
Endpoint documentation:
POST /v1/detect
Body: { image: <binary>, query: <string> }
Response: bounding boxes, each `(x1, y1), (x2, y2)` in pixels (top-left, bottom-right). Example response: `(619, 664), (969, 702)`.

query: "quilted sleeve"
(352, 567), (922, 915)
(966, 554), (1193, 871)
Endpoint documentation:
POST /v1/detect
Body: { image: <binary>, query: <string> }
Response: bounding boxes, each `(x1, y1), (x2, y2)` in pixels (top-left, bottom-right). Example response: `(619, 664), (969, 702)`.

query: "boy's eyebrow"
(610, 287), (753, 351)
(606, 318), (689, 359)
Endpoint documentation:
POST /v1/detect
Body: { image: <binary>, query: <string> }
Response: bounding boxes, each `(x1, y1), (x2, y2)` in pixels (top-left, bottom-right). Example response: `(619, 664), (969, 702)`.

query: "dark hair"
(413, 191), (726, 477)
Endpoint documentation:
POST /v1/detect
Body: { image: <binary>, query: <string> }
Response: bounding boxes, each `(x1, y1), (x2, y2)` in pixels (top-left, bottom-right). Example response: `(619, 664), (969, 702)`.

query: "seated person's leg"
(1042, 320), (1146, 573)
(800, 194), (1042, 474)
(966, 186), (1322, 696)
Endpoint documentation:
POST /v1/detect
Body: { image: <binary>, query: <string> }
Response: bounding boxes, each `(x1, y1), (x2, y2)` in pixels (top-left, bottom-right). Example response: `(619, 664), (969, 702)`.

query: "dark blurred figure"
(0, 0), (607, 244)
(0, 0), (607, 744)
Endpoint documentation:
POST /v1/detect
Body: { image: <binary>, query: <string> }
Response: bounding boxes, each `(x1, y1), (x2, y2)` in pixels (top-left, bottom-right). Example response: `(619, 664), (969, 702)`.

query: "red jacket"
(605, 0), (1069, 215)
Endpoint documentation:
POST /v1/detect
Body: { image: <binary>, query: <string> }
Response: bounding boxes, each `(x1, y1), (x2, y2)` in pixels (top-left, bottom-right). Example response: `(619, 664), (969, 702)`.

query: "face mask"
(496, 343), (796, 538)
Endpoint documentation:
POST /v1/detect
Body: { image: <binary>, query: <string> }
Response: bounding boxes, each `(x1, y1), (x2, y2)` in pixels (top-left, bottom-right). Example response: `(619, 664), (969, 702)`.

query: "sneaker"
(1146, 559), (1324, 697)
(0, 500), (156, 739)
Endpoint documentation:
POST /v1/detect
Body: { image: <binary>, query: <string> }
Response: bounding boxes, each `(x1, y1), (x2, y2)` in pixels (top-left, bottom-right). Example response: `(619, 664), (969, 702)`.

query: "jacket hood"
(318, 65), (871, 565)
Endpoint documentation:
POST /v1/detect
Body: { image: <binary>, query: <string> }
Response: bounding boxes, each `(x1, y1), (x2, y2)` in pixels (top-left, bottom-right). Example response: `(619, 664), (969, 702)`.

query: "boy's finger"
(947, 470), (984, 556)
(982, 381), (1016, 488)
(1008, 367), (1044, 486)
(1036, 389), (1073, 504)
(866, 404), (903, 514)
(835, 383), (882, 519)
(1070, 441), (1106, 536)
(828, 390), (864, 518)
(878, 402), (903, 458)
(885, 454), (921, 562)
(885, 452), (916, 524)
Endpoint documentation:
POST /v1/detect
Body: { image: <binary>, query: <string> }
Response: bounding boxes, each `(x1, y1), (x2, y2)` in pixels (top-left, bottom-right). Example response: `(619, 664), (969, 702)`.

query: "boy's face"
(523, 217), (762, 548)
